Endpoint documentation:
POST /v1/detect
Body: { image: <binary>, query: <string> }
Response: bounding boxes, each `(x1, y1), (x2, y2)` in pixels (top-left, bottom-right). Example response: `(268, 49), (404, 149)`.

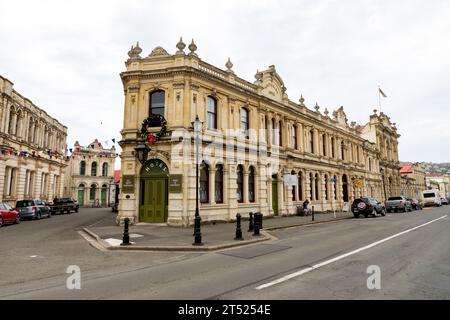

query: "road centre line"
(255, 215), (448, 290)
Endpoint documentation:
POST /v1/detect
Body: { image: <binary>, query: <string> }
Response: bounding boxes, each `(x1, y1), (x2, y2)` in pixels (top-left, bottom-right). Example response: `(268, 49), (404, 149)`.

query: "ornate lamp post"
(192, 115), (203, 245)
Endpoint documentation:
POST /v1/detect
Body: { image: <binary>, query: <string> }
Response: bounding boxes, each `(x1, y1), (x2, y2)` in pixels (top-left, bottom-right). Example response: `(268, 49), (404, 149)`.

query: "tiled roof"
(400, 165), (413, 174)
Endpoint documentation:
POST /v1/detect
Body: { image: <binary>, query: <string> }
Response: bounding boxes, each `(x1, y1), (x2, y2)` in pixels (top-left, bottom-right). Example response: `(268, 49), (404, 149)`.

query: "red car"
(0, 203), (21, 227)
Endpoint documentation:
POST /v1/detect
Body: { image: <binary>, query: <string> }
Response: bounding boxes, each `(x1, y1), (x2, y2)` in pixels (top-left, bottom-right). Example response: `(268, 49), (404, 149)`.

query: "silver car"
(15, 199), (51, 220)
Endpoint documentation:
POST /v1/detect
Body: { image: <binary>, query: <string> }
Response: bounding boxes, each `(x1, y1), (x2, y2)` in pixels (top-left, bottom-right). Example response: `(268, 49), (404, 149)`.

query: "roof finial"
(176, 37), (186, 55)
(127, 41), (142, 59)
(225, 57), (234, 73)
(299, 95), (305, 107)
(314, 102), (320, 112)
(188, 39), (198, 57)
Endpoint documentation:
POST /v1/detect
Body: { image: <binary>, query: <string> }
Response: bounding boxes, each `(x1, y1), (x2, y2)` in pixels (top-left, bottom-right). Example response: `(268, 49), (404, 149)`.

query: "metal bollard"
(312, 206), (315, 222)
(234, 213), (243, 240)
(120, 217), (131, 246)
(253, 222), (260, 236)
(248, 212), (254, 232)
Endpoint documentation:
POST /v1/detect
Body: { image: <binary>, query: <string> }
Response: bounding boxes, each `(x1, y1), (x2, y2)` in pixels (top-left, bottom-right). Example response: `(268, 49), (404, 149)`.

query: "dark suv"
(351, 197), (386, 218)
(50, 198), (79, 214)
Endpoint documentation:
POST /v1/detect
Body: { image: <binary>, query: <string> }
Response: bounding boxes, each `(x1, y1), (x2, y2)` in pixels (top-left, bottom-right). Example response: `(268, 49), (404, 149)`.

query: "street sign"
(283, 174), (298, 186)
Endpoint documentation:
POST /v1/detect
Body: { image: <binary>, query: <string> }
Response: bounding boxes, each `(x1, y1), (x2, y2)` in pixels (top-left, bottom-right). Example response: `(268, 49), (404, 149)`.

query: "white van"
(422, 189), (442, 207)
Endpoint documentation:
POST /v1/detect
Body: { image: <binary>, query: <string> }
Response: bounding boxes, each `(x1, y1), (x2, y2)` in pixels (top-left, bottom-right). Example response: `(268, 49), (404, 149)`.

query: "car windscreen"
(388, 197), (402, 201)
(423, 193), (436, 198)
(16, 200), (34, 207)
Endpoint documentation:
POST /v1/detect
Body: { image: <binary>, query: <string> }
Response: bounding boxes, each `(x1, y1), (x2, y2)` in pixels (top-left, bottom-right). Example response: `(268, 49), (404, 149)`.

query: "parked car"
(422, 190), (442, 207)
(351, 197), (386, 218)
(407, 198), (423, 210)
(0, 203), (21, 227)
(386, 196), (412, 213)
(15, 199), (51, 220)
(441, 197), (449, 205)
(50, 197), (79, 214)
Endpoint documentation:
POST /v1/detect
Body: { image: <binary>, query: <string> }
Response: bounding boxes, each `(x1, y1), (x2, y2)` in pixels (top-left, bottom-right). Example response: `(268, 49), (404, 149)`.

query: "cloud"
(1, 0), (449, 164)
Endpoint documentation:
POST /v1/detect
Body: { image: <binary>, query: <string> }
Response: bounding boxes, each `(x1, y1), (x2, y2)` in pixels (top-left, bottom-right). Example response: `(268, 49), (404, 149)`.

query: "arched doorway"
(272, 174), (278, 215)
(101, 184), (108, 207)
(77, 184), (85, 206)
(342, 174), (349, 202)
(139, 159), (169, 223)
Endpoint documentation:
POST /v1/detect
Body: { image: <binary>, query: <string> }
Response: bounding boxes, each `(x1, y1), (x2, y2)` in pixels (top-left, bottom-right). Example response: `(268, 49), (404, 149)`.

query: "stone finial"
(299, 95), (305, 106)
(128, 41), (142, 59)
(324, 108), (329, 116)
(314, 102), (320, 112)
(351, 121), (356, 127)
(254, 69), (263, 84)
(373, 109), (378, 115)
(176, 37), (186, 55)
(225, 57), (234, 73)
(188, 39), (197, 56)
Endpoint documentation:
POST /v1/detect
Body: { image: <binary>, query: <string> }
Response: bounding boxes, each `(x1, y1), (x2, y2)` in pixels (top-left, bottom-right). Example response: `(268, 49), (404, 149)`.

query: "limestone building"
(0, 75), (67, 207)
(64, 139), (116, 206)
(399, 163), (426, 198)
(118, 39), (401, 226)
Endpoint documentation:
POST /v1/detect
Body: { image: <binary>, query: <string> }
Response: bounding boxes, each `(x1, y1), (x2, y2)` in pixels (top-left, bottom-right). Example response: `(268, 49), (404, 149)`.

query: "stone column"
(313, 128), (319, 155)
(16, 167), (27, 200)
(305, 172), (311, 201)
(258, 164), (269, 215)
(209, 167), (215, 205)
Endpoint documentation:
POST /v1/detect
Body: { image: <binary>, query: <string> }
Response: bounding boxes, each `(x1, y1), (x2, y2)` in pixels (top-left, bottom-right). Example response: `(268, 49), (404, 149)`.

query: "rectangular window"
(292, 125), (297, 149)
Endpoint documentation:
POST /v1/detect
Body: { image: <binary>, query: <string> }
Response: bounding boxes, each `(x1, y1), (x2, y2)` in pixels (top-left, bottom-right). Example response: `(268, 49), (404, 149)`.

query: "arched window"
(341, 140), (345, 160)
(249, 166), (255, 203)
(215, 164), (223, 204)
(331, 137), (335, 158)
(271, 118), (276, 145)
(207, 96), (217, 130)
(80, 161), (86, 176)
(292, 170), (296, 201)
(298, 172), (303, 201)
(334, 175), (338, 200)
(265, 116), (269, 143)
(200, 162), (209, 203)
(324, 174), (329, 200)
(91, 162), (97, 176)
(102, 163), (108, 177)
(240, 108), (249, 138)
(28, 119), (33, 142)
(278, 120), (282, 146)
(237, 165), (244, 203)
(149, 90), (165, 116)
(292, 125), (297, 149)
(315, 173), (320, 200)
(8, 109), (14, 135)
(90, 184), (97, 201)
(310, 129), (314, 153)
(322, 134), (327, 156)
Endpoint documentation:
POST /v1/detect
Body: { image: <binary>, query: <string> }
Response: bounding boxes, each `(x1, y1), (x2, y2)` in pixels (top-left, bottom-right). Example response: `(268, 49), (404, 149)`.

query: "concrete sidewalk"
(81, 210), (353, 252)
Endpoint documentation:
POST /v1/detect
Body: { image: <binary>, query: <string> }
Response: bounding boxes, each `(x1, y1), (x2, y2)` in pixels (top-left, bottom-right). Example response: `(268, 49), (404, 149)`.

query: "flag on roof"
(379, 87), (387, 98)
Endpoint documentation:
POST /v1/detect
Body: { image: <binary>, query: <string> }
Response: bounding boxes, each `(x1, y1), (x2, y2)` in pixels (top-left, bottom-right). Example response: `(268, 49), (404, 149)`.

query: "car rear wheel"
(0, 217), (3, 227)
(380, 209), (386, 216)
(353, 213), (360, 218)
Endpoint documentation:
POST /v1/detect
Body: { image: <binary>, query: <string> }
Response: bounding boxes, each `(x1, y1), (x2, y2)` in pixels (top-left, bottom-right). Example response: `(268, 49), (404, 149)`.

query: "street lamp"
(380, 168), (387, 202)
(192, 115), (203, 245)
(134, 138), (150, 164)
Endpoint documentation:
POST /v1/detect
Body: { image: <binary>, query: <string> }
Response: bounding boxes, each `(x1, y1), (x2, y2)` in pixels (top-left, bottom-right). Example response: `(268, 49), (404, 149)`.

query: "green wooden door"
(78, 189), (84, 206)
(101, 188), (107, 207)
(272, 178), (278, 215)
(139, 178), (167, 223)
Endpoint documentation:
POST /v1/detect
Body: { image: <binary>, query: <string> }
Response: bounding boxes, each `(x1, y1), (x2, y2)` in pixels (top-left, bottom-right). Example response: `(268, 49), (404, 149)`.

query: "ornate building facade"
(64, 139), (116, 207)
(0, 75), (67, 206)
(400, 163), (426, 198)
(118, 39), (401, 226)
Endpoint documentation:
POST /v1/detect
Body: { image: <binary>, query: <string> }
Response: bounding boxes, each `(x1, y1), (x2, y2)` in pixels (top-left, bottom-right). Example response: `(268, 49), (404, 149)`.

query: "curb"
(265, 216), (353, 231)
(82, 227), (274, 252)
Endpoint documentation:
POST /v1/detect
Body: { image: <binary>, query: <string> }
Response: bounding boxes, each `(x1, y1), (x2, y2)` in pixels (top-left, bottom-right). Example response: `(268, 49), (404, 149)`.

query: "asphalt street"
(0, 206), (449, 299)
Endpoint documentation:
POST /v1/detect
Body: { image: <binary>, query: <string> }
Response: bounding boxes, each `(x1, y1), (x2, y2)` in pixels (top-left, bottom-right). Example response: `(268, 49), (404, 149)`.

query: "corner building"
(118, 40), (401, 226)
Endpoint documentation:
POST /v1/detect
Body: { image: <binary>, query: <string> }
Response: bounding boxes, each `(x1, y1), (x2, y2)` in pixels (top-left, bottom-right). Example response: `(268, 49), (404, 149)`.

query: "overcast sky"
(1, 0), (449, 167)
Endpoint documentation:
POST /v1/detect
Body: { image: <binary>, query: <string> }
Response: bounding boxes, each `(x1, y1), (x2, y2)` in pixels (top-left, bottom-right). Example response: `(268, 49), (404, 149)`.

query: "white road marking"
(255, 215), (448, 290)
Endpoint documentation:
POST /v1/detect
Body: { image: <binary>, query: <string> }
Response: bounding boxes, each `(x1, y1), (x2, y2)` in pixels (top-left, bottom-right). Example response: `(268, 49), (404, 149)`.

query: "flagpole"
(378, 85), (381, 113)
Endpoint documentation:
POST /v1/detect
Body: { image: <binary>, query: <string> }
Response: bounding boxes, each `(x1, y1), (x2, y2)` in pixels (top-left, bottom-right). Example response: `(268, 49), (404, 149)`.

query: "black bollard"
(234, 213), (243, 240)
(312, 206), (315, 222)
(121, 217), (131, 246)
(253, 222), (260, 236)
(248, 212), (254, 232)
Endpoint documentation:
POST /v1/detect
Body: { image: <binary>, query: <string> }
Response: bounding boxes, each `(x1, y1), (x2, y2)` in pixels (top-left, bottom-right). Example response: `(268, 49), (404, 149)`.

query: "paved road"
(1, 206), (449, 299)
